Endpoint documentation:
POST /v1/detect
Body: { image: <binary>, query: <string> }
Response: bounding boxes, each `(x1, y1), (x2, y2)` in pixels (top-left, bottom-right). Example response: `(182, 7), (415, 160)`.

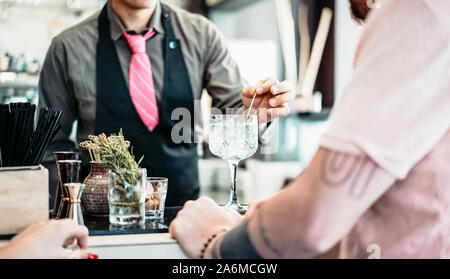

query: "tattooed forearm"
(257, 205), (283, 258)
(319, 150), (378, 200)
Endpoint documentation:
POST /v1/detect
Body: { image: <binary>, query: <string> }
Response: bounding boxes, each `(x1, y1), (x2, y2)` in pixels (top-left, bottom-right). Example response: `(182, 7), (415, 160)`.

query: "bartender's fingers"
(270, 80), (292, 95)
(269, 91), (295, 107)
(57, 219), (89, 249)
(266, 104), (290, 121)
(243, 78), (280, 98)
(255, 77), (279, 95)
(242, 86), (257, 98)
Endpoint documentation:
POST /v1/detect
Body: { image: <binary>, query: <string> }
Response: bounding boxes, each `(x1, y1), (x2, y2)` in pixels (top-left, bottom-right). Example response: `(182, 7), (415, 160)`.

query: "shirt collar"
(107, 1), (164, 41)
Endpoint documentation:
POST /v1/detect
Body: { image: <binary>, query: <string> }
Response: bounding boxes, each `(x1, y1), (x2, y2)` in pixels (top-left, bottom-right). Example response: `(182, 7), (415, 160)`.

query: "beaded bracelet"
(199, 229), (227, 259)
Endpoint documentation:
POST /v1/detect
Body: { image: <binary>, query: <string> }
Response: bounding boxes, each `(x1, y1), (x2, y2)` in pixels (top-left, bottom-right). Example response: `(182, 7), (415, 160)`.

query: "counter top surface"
(0, 206), (182, 244)
(0, 206), (188, 258)
(0, 232), (177, 248)
(88, 232), (176, 247)
(84, 206), (181, 237)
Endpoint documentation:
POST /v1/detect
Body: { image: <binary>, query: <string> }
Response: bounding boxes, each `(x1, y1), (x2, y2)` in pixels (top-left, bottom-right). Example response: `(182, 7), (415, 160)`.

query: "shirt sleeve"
(202, 20), (246, 112)
(38, 36), (77, 162)
(218, 220), (262, 259)
(319, 0), (450, 179)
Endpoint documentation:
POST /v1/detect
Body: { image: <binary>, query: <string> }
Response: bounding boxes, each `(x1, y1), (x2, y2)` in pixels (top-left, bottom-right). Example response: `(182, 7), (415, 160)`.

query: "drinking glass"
(145, 177), (168, 220)
(108, 168), (147, 227)
(209, 114), (258, 213)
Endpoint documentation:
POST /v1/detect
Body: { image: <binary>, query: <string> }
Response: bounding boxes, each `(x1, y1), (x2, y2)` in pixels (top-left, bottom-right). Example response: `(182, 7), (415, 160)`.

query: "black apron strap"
(159, 5), (195, 143)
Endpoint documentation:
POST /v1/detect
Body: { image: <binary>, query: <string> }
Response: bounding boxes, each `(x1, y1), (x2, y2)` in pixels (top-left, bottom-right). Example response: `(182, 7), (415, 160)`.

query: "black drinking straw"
(0, 105), (7, 166)
(5, 104), (17, 166)
(4, 104), (18, 166)
(25, 108), (47, 165)
(16, 104), (34, 166)
(11, 103), (24, 165)
(20, 105), (35, 164)
(33, 110), (62, 165)
(0, 104), (61, 167)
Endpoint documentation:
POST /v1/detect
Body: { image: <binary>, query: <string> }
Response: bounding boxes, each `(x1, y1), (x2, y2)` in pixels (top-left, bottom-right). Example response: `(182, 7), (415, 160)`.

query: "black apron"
(95, 4), (199, 206)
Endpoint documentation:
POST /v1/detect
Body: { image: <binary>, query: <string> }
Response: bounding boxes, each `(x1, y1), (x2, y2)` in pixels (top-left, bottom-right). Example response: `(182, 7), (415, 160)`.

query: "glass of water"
(108, 168), (147, 227)
(209, 114), (258, 213)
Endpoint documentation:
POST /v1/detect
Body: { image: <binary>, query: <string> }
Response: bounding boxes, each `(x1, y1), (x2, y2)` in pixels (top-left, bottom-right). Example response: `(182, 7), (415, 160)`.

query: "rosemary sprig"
(80, 129), (144, 203)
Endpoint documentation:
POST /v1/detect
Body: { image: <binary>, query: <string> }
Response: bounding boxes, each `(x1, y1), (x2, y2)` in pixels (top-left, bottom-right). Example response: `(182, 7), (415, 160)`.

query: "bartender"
(39, 0), (294, 206)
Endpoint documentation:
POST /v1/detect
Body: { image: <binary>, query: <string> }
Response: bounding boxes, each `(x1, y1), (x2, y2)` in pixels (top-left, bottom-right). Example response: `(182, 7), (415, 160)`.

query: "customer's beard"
(349, 0), (371, 23)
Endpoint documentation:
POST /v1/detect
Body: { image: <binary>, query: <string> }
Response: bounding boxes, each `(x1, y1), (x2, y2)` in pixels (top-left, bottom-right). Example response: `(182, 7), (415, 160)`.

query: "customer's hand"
(0, 219), (90, 259)
(169, 196), (242, 258)
(242, 77), (294, 123)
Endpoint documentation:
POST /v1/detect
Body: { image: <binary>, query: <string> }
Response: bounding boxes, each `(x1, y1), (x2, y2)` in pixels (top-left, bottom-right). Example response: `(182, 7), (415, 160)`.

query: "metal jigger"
(56, 160), (81, 219)
(64, 183), (85, 225)
(53, 152), (78, 217)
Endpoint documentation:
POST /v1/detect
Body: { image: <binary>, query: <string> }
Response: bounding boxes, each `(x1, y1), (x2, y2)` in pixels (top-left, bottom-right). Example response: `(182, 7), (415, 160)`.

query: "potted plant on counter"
(80, 130), (147, 226)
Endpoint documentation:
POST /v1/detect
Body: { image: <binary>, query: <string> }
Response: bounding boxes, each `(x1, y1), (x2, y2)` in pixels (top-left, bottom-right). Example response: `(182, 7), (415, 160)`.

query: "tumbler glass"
(145, 177), (168, 221)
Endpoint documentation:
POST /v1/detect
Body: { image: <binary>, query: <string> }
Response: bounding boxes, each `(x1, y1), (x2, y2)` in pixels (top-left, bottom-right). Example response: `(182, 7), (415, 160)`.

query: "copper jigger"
(56, 160), (81, 219)
(64, 183), (85, 226)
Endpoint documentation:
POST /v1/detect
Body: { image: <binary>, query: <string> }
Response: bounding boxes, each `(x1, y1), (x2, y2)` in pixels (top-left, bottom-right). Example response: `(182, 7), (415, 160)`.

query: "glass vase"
(108, 168), (147, 227)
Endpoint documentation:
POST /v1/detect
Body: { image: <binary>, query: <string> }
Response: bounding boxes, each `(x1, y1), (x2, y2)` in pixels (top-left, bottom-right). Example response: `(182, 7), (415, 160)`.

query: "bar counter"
(0, 207), (187, 259)
(87, 232), (186, 259)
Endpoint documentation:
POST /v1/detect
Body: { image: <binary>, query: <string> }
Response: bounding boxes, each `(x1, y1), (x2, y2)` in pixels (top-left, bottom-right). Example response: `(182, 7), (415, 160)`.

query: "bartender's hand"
(0, 219), (91, 259)
(169, 196), (242, 258)
(242, 77), (294, 122)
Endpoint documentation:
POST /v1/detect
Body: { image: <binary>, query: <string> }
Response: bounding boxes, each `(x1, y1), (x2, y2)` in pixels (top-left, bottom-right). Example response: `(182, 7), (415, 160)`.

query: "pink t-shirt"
(320, 0), (450, 258)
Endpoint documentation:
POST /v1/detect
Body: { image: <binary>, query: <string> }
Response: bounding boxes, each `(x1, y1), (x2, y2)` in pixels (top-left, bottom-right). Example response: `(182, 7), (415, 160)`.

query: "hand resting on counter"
(169, 197), (242, 258)
(0, 219), (92, 259)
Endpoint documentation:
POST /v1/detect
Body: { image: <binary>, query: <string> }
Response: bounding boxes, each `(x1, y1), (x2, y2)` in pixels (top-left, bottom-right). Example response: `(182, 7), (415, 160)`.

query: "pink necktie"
(123, 29), (159, 131)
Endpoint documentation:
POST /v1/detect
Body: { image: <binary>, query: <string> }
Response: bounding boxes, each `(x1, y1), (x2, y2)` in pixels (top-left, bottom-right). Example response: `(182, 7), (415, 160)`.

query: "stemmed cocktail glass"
(209, 114), (258, 213)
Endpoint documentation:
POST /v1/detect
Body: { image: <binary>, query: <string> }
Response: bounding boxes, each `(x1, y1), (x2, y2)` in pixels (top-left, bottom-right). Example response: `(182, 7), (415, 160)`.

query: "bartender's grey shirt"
(39, 2), (245, 157)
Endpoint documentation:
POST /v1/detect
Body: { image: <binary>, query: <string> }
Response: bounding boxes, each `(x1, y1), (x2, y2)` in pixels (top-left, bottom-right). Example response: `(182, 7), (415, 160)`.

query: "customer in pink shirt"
(170, 0), (450, 259)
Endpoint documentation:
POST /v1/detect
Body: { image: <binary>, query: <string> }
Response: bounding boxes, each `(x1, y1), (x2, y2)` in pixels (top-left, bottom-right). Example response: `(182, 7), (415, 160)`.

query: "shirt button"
(169, 41), (177, 50)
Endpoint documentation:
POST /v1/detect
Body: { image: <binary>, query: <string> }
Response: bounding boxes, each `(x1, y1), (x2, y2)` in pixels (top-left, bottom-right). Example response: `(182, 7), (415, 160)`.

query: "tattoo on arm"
(251, 149), (381, 258)
(319, 150), (378, 200)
